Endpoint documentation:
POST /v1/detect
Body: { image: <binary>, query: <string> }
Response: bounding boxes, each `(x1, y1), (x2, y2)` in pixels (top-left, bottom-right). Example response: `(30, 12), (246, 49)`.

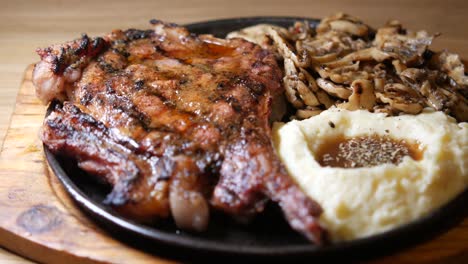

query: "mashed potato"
(273, 108), (467, 241)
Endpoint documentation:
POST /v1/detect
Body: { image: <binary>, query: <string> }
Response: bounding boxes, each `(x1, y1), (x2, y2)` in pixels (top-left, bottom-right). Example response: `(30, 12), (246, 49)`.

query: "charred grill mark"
(111, 47), (130, 58)
(46, 118), (70, 133)
(225, 96), (242, 112)
(45, 105), (144, 204)
(37, 22), (321, 242)
(90, 37), (107, 56)
(68, 104), (108, 131)
(145, 89), (178, 109)
(51, 58), (62, 74)
(249, 82), (265, 95)
(97, 57), (118, 73)
(77, 112), (105, 130)
(103, 93), (152, 128)
(111, 39), (131, 58)
(41, 35), (108, 75)
(149, 19), (179, 27)
(74, 34), (90, 56)
(125, 29), (154, 41)
(243, 78), (265, 96)
(51, 47), (67, 74)
(134, 80), (145, 90)
(233, 75), (265, 96)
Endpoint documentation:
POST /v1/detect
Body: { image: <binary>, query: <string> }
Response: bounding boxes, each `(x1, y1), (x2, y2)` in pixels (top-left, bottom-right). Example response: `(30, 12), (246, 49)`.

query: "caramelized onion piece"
(168, 158), (210, 232)
(169, 187), (209, 232)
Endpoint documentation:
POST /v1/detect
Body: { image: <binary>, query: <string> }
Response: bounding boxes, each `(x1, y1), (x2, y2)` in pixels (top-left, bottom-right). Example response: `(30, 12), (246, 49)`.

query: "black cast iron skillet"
(44, 17), (468, 262)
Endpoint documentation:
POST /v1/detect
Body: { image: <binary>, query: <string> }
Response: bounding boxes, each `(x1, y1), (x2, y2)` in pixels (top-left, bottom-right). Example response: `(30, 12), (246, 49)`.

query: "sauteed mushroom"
(228, 13), (468, 122)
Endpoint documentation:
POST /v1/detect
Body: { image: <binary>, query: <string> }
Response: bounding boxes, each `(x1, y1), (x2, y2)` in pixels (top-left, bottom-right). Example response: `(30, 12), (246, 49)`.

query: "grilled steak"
(34, 21), (324, 243)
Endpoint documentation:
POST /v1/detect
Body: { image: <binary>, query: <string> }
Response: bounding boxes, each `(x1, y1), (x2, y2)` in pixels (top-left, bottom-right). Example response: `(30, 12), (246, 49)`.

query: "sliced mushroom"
(316, 12), (369, 36)
(228, 13), (467, 122)
(296, 106), (323, 119)
(373, 104), (395, 115)
(226, 24), (289, 50)
(451, 95), (468, 122)
(316, 78), (352, 99)
(296, 77), (321, 106)
(297, 67), (336, 108)
(314, 59), (363, 82)
(283, 77), (305, 108)
(419, 80), (451, 111)
(285, 60), (320, 107)
(337, 79), (375, 110)
(376, 92), (423, 114)
(399, 68), (426, 86)
(384, 82), (421, 98)
(400, 68), (449, 110)
(316, 89), (335, 108)
(329, 20), (369, 36)
(310, 53), (340, 64)
(392, 60), (407, 74)
(374, 21), (433, 66)
(373, 21), (402, 48)
(299, 68), (318, 91)
(283, 58), (305, 108)
(267, 27), (309, 67)
(290, 21), (312, 41)
(430, 51), (468, 87)
(328, 62), (370, 84)
(324, 48), (393, 68)
(374, 78), (386, 92)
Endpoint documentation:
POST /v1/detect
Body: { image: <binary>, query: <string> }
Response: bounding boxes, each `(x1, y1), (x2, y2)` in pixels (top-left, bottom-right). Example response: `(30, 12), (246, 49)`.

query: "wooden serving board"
(0, 65), (467, 263)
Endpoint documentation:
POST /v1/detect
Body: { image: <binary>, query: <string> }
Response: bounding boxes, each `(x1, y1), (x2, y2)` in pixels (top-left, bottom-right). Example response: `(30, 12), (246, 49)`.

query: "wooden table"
(1, 0), (467, 263)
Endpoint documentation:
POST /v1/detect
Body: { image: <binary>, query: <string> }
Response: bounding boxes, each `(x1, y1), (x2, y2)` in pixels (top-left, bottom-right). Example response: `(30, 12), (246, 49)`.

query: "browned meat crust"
(36, 21), (324, 243)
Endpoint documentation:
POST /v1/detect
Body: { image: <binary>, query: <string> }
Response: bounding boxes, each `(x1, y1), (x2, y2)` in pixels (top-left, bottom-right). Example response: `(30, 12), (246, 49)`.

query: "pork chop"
(34, 20), (324, 243)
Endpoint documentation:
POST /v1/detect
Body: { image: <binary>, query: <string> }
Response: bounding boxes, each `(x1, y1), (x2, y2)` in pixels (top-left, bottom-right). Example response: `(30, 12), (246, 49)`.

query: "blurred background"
(0, 0), (467, 263)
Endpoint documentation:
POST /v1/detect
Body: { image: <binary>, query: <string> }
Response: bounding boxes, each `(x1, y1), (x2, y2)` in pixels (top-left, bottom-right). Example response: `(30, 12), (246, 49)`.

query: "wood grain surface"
(0, 0), (467, 263)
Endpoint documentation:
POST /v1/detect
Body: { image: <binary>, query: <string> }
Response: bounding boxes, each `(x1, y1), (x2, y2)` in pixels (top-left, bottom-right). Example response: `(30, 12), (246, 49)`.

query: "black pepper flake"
(328, 121), (335, 128)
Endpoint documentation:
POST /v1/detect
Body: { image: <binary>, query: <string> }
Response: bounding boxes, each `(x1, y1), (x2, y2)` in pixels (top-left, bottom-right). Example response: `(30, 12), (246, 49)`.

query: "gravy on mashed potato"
(273, 108), (467, 241)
